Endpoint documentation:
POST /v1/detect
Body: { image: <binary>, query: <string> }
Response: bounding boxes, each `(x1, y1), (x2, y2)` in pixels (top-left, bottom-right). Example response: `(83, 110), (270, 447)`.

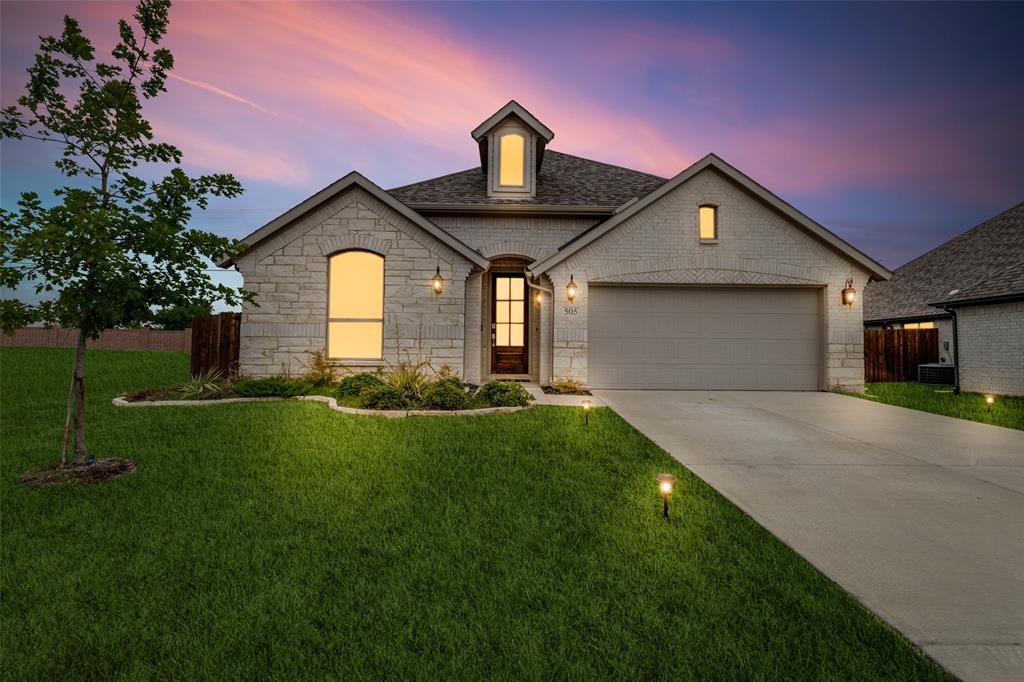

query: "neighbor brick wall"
(956, 301), (1024, 396)
(545, 167), (875, 391)
(233, 187), (475, 377)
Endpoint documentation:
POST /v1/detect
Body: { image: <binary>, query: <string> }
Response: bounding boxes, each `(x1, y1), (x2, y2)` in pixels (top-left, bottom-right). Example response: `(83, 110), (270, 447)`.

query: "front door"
(491, 273), (528, 374)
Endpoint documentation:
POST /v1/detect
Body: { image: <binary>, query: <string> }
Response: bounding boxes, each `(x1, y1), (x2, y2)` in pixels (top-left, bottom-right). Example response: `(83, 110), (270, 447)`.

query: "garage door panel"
(588, 286), (822, 390)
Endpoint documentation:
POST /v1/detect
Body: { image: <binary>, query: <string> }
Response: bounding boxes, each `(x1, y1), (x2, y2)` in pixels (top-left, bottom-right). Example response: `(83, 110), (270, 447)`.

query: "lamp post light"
(986, 395), (994, 412)
(582, 398), (591, 427)
(842, 278), (857, 307)
(656, 473), (677, 519)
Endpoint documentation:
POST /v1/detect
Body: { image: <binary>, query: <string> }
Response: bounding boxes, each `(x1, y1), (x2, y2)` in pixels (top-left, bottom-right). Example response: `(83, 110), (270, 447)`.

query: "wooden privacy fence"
(864, 329), (939, 382)
(0, 326), (190, 352)
(190, 312), (241, 376)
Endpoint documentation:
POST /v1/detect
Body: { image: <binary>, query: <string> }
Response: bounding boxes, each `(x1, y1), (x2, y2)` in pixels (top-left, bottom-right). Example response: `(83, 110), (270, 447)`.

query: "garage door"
(588, 286), (822, 390)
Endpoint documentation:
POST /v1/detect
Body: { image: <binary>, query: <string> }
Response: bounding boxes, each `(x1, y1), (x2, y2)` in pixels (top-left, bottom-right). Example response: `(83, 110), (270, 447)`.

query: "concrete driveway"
(594, 390), (1024, 682)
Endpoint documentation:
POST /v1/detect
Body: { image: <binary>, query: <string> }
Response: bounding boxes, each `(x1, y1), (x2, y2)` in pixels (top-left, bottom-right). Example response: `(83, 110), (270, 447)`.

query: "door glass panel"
(510, 303), (523, 323)
(496, 324), (510, 346)
(510, 278), (524, 299)
(496, 277), (510, 300)
(510, 324), (524, 346)
(494, 276), (525, 349)
(495, 301), (510, 323)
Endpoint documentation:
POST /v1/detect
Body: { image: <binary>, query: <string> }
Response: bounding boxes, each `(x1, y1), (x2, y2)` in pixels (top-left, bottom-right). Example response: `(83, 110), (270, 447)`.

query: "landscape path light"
(431, 266), (444, 297)
(656, 473), (677, 519)
(582, 398), (591, 427)
(566, 275), (578, 303)
(986, 395), (994, 412)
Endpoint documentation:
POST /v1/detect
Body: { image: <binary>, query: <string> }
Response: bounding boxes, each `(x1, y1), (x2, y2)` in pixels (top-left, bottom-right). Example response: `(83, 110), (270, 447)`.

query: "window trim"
(698, 203), (719, 243)
(326, 249), (385, 361)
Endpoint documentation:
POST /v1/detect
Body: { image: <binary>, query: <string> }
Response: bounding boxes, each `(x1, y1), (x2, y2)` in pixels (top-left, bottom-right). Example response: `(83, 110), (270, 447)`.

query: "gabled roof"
(389, 151), (667, 209)
(864, 202), (1024, 321)
(528, 153), (892, 281)
(470, 100), (554, 142)
(218, 172), (488, 269)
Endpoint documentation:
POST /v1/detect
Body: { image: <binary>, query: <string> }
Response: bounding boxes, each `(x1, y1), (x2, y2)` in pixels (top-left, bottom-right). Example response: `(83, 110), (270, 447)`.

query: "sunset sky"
(2, 1), (1023, 301)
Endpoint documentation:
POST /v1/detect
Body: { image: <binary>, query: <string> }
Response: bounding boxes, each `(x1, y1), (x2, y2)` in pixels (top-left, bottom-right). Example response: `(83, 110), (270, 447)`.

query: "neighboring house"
(864, 202), (1024, 395)
(220, 101), (891, 391)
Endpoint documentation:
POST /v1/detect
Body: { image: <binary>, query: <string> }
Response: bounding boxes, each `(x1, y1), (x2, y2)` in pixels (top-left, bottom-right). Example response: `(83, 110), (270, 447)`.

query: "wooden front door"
(491, 273), (528, 374)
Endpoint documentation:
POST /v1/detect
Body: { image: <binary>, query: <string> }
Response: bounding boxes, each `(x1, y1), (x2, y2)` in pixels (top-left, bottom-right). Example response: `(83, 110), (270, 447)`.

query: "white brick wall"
(234, 187), (474, 377)
(544, 167), (874, 391)
(957, 301), (1024, 396)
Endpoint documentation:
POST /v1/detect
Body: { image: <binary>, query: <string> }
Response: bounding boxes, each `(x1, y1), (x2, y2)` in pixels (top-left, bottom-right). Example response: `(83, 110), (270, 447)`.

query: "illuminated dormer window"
(499, 133), (525, 186)
(471, 100), (554, 200)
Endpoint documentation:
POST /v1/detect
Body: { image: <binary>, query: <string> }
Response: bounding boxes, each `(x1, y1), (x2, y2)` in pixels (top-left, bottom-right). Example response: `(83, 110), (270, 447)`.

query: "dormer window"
(499, 133), (525, 186)
(471, 100), (554, 200)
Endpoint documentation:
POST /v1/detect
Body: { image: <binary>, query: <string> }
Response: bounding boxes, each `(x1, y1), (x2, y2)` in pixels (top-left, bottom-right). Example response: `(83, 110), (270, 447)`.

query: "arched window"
(499, 133), (525, 186)
(327, 251), (384, 359)
(699, 204), (718, 240)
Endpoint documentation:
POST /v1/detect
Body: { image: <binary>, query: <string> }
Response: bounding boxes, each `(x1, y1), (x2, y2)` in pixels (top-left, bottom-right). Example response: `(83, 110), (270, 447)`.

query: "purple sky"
(2, 1), (1022, 302)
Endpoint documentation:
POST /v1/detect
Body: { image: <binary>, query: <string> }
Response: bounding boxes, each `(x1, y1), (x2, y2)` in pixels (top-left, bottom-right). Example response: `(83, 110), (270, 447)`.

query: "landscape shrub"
(359, 383), (410, 410)
(550, 377), (582, 394)
(337, 372), (384, 397)
(231, 376), (311, 398)
(478, 381), (532, 408)
(179, 369), (224, 400)
(302, 350), (338, 385)
(384, 362), (432, 402)
(422, 377), (469, 410)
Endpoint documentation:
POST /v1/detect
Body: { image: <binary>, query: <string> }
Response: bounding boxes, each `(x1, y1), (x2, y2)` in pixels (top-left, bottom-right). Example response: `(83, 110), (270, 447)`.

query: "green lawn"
(855, 382), (1024, 431)
(1, 348), (951, 680)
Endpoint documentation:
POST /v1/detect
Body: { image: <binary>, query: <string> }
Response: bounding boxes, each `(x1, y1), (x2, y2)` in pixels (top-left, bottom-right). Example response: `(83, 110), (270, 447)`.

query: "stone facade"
(543, 167), (873, 391)
(956, 301), (1024, 396)
(233, 168), (879, 392)
(234, 186), (475, 377)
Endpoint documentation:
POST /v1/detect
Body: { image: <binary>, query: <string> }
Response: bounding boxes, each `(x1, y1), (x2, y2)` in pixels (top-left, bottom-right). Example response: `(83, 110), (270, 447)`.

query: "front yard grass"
(855, 382), (1024, 431)
(1, 347), (951, 680)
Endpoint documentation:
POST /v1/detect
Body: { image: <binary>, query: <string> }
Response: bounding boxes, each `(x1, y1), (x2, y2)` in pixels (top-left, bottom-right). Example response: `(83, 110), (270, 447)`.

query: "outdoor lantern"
(656, 473), (677, 519)
(986, 395), (994, 412)
(842, 278), (857, 307)
(535, 289), (543, 306)
(431, 266), (444, 297)
(566, 275), (578, 303)
(582, 398), (592, 427)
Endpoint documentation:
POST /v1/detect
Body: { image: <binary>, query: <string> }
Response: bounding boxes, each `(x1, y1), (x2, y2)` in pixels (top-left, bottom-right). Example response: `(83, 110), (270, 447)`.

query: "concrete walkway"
(594, 390), (1024, 682)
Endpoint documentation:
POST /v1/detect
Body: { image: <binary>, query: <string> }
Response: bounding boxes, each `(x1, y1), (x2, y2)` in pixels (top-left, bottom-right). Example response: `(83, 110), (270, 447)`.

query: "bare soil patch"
(20, 458), (137, 486)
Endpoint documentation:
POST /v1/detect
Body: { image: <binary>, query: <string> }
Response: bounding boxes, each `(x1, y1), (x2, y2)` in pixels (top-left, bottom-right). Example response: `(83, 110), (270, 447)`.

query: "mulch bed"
(541, 386), (592, 396)
(20, 458), (137, 486)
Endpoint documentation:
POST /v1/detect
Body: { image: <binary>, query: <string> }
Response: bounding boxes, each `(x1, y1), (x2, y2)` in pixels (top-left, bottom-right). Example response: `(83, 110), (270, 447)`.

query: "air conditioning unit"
(919, 363), (955, 385)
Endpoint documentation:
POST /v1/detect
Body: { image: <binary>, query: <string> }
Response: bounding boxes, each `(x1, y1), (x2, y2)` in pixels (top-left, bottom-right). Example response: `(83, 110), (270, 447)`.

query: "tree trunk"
(70, 328), (88, 465)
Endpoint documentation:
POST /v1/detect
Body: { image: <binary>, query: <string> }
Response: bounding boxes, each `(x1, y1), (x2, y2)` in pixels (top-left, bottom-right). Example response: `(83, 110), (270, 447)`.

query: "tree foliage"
(0, 0), (251, 463)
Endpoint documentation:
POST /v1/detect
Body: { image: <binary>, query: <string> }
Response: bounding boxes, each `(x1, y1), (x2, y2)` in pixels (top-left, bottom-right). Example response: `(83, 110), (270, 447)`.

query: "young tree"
(0, 0), (250, 465)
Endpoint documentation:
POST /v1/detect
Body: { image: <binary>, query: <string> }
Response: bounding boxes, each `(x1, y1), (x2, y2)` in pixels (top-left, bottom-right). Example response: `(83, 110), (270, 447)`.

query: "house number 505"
(563, 307), (579, 316)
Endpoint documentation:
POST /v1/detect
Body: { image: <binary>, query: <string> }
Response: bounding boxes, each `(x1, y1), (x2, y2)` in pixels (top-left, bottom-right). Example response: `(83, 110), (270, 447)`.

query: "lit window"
(699, 205), (717, 240)
(903, 321), (935, 329)
(499, 134), (525, 186)
(328, 251), (384, 359)
(494, 276), (525, 347)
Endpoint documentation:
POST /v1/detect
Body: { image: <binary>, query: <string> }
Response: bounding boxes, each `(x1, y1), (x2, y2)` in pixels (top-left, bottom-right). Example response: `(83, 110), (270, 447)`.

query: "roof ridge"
(543, 149), (668, 181)
(892, 200), (1024, 273)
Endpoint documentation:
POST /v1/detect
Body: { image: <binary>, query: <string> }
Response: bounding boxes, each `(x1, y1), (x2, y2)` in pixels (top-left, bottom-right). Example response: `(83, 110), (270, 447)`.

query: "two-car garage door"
(588, 286), (823, 390)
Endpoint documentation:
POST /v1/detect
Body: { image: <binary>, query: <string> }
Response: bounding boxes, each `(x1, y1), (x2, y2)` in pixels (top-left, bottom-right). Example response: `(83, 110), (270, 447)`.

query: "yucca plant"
(301, 350), (338, 385)
(179, 368), (224, 400)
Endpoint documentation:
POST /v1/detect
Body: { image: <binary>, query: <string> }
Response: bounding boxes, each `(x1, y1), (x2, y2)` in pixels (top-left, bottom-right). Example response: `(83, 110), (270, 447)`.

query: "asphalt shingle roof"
(388, 151), (668, 207)
(864, 202), (1024, 321)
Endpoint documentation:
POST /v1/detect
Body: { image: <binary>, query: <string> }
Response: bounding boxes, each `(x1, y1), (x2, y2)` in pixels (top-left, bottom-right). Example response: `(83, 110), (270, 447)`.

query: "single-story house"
(220, 101), (891, 391)
(864, 202), (1024, 396)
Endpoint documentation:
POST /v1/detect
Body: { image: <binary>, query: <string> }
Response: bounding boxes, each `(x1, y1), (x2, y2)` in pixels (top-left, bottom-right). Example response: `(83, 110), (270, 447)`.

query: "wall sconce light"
(656, 473), (677, 519)
(534, 289), (543, 306)
(986, 395), (994, 412)
(582, 398), (591, 427)
(431, 266), (444, 297)
(842, 278), (856, 307)
(566, 275), (578, 303)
